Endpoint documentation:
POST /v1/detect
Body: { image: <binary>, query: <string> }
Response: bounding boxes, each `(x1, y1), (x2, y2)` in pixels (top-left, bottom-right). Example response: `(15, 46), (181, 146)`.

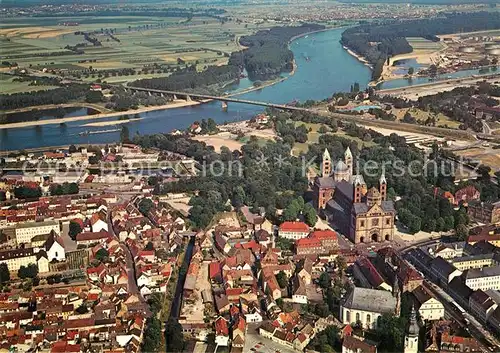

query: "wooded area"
(341, 12), (500, 80)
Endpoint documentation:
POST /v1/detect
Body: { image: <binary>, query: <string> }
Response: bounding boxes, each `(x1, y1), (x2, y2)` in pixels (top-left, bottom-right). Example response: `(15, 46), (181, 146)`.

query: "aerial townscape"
(1, 0), (500, 352)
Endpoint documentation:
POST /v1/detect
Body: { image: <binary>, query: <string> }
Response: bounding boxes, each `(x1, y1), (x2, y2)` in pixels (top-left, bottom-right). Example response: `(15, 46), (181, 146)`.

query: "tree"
(85, 90), (103, 103)
(138, 198), (154, 216)
(276, 271), (288, 289)
(303, 203), (317, 226)
(142, 317), (162, 352)
(68, 220), (82, 241)
(318, 272), (331, 289)
(68, 145), (77, 154)
(318, 125), (328, 134)
(164, 317), (185, 352)
(408, 67), (415, 75)
(120, 125), (130, 143)
(145, 241), (154, 251)
(456, 224), (469, 241)
(0, 264), (10, 284)
(95, 248), (109, 262)
(18, 264), (38, 279)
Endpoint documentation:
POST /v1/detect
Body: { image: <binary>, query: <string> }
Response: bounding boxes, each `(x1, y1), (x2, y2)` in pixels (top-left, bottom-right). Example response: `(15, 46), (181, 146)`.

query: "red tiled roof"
(215, 317), (229, 336)
(296, 237), (321, 248)
(209, 262), (221, 279)
(279, 221), (309, 233)
(310, 229), (337, 241)
(76, 231), (110, 242)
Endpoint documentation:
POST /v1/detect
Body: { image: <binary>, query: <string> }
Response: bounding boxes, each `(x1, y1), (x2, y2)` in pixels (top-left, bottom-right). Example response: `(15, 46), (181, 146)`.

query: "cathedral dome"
(335, 160), (348, 172)
(366, 187), (380, 198)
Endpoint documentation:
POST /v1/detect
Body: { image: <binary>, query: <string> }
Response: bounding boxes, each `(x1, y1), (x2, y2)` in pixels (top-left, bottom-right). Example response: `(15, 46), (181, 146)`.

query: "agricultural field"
(0, 15), (271, 93)
(0, 73), (58, 94)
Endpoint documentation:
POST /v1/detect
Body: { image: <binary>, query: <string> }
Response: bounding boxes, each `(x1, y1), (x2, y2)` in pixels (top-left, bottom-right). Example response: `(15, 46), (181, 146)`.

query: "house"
(412, 285), (444, 321)
(469, 289), (499, 323)
(278, 221), (309, 240)
(215, 316), (229, 346)
(245, 304), (263, 323)
(455, 185), (480, 205)
(296, 258), (313, 285)
(353, 257), (391, 291)
(340, 287), (397, 329)
(342, 335), (377, 353)
(90, 211), (108, 233)
(76, 231), (110, 246)
(465, 265), (500, 291)
(292, 276), (308, 304)
(430, 257), (462, 287)
(467, 200), (500, 225)
(232, 316), (246, 348)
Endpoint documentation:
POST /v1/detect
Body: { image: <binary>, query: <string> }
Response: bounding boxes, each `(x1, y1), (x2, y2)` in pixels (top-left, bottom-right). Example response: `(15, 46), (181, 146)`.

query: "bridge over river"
(126, 86), (486, 142)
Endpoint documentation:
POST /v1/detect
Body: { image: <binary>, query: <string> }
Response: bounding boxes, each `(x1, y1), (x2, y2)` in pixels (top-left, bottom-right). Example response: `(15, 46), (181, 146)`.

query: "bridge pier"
(173, 94), (177, 100)
(186, 95), (191, 102)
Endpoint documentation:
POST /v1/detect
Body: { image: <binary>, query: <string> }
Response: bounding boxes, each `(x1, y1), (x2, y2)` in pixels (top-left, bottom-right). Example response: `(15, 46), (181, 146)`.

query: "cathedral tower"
(404, 305), (420, 353)
(379, 172), (387, 201)
(344, 147), (353, 179)
(322, 148), (332, 177)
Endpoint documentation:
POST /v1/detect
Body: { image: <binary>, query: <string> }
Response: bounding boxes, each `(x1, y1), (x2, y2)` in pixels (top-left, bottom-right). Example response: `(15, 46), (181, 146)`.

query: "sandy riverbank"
(0, 28), (327, 131)
(81, 117), (143, 127)
(0, 100), (202, 130)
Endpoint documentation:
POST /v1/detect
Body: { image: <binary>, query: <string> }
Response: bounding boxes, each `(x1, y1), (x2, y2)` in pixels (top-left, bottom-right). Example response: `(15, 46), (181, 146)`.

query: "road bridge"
(125, 86), (484, 141)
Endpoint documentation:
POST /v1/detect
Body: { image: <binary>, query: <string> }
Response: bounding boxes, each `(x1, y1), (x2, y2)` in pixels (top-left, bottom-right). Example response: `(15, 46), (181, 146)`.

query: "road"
(424, 281), (499, 352)
(107, 206), (141, 297)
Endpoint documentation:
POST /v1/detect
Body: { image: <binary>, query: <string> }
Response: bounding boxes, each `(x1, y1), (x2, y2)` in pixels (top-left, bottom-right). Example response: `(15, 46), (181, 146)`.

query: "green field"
(0, 15), (272, 94)
(406, 37), (444, 52)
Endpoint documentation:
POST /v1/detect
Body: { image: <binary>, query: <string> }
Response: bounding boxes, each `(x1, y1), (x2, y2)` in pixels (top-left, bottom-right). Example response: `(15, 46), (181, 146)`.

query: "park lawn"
(396, 107), (461, 129)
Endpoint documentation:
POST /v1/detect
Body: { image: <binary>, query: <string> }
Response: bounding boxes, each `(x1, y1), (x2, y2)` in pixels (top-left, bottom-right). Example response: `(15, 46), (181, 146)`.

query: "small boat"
(221, 102), (228, 111)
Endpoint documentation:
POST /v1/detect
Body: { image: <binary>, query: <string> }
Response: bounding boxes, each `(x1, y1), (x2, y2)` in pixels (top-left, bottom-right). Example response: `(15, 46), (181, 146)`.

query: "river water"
(2, 28), (492, 151)
(0, 28), (373, 151)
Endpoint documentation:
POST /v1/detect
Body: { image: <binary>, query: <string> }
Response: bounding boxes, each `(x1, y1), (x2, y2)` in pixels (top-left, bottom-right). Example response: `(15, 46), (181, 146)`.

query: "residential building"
(451, 253), (499, 271)
(430, 257), (462, 286)
(469, 289), (500, 323)
(455, 185), (480, 205)
(342, 335), (377, 353)
(278, 221), (309, 240)
(465, 265), (500, 290)
(467, 200), (500, 224)
(14, 220), (60, 245)
(412, 285), (444, 321)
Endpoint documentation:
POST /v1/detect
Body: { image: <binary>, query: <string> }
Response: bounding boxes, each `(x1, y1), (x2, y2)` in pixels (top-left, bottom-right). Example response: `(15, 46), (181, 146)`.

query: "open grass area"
(0, 73), (57, 94)
(392, 107), (461, 129)
(407, 37), (444, 53)
(291, 121), (375, 156)
(0, 15), (271, 92)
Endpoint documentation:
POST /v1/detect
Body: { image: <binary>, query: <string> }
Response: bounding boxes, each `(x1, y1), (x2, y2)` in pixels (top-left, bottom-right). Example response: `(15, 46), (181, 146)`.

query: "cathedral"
(313, 147), (396, 244)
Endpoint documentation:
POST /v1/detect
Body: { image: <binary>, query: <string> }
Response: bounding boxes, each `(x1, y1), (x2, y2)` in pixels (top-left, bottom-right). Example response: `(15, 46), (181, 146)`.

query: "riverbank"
(0, 27), (317, 131)
(0, 100), (205, 130)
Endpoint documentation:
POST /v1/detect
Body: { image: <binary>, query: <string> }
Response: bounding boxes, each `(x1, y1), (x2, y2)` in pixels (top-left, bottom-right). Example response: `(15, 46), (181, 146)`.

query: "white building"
(412, 285), (444, 321)
(45, 232), (66, 262)
(465, 265), (500, 291)
(340, 287), (397, 329)
(278, 221), (309, 240)
(15, 221), (60, 245)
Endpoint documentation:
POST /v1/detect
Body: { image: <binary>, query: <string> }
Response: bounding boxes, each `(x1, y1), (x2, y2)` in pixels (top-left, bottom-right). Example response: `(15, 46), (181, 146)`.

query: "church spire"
(379, 171), (387, 201)
(321, 148), (332, 177)
(404, 305), (420, 353)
